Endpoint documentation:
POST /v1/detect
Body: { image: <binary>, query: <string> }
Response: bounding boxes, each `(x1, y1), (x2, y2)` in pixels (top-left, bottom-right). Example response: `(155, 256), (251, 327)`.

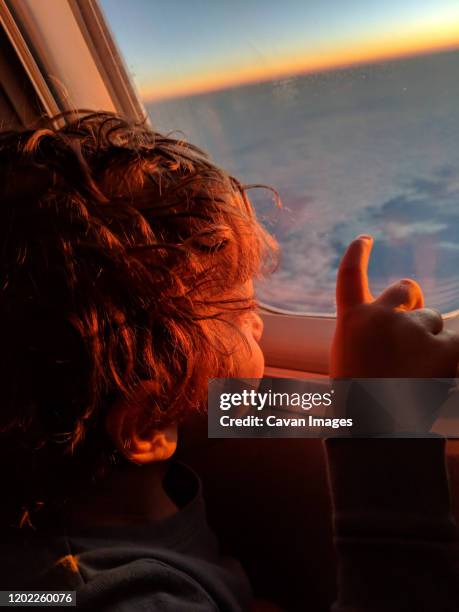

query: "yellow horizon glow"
(140, 25), (459, 103)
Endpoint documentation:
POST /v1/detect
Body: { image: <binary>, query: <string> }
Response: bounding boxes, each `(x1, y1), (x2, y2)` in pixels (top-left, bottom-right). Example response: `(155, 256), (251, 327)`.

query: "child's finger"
(374, 278), (424, 311)
(336, 235), (374, 313)
(407, 308), (443, 335)
(433, 329), (459, 375)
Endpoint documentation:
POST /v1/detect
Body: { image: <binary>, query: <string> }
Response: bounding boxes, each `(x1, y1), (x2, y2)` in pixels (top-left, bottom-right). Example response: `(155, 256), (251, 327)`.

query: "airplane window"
(100, 0), (459, 314)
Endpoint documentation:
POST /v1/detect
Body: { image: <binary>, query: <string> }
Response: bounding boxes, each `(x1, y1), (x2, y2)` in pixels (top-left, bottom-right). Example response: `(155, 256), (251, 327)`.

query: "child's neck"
(65, 462), (179, 528)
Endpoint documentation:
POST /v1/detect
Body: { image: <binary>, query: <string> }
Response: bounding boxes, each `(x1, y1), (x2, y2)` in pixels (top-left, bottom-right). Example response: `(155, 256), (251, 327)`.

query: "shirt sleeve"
(325, 437), (459, 612)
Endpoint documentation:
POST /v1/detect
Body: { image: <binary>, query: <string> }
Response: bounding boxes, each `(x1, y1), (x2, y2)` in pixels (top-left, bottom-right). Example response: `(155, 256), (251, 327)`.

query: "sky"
(100, 0), (459, 101)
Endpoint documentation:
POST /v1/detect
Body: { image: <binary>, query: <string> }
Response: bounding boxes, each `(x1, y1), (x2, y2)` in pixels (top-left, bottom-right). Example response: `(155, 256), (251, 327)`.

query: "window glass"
(100, 0), (459, 313)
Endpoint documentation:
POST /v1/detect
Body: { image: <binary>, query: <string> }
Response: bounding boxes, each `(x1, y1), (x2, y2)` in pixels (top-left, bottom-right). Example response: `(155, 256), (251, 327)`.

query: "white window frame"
(2, 0), (459, 377)
(261, 306), (459, 376)
(0, 0), (144, 121)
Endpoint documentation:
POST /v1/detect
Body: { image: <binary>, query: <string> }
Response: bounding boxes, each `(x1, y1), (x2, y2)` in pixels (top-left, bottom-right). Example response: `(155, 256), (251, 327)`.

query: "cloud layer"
(148, 50), (459, 313)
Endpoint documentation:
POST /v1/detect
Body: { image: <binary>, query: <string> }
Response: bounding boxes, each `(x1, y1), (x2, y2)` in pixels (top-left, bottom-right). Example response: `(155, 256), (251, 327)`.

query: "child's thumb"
(336, 235), (374, 314)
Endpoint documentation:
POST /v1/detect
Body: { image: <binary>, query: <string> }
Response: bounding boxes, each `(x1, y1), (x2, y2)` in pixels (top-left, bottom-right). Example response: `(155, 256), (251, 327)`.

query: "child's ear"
(105, 381), (177, 464)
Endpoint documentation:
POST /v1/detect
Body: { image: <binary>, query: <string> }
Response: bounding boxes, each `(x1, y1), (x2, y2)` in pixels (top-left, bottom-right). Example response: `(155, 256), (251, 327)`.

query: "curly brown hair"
(0, 111), (278, 527)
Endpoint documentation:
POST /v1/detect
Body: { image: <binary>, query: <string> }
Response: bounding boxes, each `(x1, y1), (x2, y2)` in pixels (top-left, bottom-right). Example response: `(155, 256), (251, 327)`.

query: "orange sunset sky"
(101, 0), (459, 102)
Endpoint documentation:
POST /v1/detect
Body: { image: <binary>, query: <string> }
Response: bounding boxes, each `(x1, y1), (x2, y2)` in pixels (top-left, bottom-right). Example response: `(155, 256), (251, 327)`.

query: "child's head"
(0, 112), (277, 526)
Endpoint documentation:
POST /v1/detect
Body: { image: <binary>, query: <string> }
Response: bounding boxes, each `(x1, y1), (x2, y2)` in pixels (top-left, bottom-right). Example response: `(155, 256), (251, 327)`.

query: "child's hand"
(331, 235), (459, 378)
